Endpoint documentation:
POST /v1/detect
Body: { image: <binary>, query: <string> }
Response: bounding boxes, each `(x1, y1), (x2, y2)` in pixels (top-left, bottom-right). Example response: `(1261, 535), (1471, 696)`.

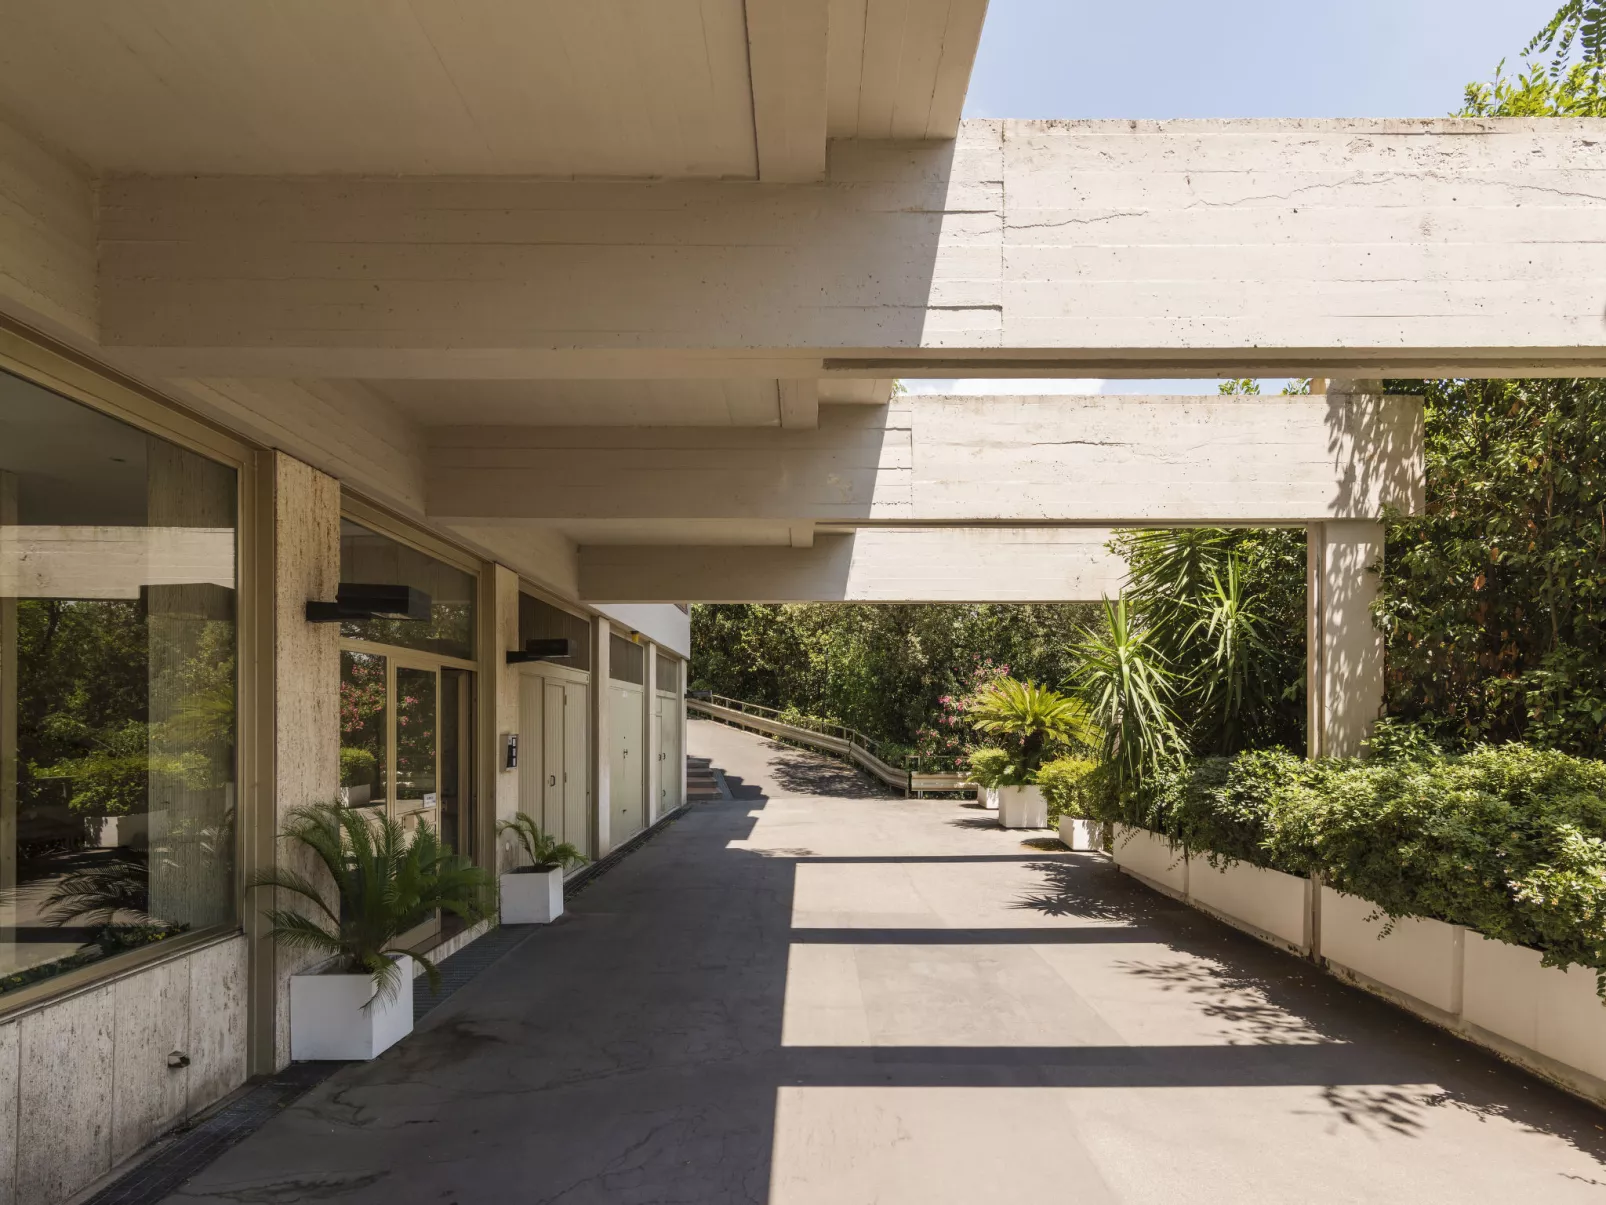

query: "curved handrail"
(686, 695), (977, 797)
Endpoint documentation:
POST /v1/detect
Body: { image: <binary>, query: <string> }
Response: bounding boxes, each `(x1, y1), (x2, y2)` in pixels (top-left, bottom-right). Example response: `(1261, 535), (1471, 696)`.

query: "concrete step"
(686, 755), (722, 801)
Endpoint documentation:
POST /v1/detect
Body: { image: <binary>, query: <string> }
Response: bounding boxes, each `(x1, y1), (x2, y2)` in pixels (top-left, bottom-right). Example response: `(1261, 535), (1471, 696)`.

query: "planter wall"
(996, 785), (1047, 829)
(1111, 824), (1187, 896)
(1108, 826), (1606, 1106)
(1319, 886), (1463, 1015)
(290, 954), (414, 1061)
(1463, 932), (1606, 1085)
(1058, 816), (1101, 852)
(1188, 858), (1312, 955)
(501, 867), (564, 924)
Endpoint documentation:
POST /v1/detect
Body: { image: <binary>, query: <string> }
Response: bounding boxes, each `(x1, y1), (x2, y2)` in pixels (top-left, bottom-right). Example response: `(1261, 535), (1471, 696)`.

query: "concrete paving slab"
(166, 718), (1606, 1204)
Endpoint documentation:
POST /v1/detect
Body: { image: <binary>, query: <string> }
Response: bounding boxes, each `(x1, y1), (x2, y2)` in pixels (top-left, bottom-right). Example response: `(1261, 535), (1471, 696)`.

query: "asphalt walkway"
(168, 718), (1606, 1203)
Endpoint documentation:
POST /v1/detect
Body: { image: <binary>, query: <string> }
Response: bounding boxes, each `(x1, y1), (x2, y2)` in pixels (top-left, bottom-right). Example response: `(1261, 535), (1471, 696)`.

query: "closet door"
(542, 679), (565, 840)
(609, 682), (645, 844)
(563, 683), (591, 856)
(518, 673), (544, 828)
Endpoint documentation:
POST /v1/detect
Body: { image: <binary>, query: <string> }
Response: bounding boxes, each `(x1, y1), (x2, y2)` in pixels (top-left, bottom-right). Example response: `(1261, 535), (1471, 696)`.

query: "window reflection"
(1, 369), (237, 995)
(339, 651), (387, 808)
(339, 521), (474, 659)
(395, 667), (437, 808)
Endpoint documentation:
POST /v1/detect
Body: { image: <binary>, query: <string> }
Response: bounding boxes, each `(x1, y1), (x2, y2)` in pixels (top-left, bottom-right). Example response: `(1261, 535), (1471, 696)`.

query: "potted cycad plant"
(251, 803), (492, 1061)
(967, 679), (1098, 829)
(497, 813), (588, 924)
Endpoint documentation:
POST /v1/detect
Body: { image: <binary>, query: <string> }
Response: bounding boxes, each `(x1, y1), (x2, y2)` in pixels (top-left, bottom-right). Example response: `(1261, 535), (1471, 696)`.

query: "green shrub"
(1099, 742), (1606, 989)
(1036, 756), (1099, 820)
(965, 747), (1012, 789)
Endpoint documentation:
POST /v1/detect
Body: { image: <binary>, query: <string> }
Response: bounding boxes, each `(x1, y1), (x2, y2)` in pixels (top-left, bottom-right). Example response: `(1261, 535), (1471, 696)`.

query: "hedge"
(1088, 737), (1606, 985)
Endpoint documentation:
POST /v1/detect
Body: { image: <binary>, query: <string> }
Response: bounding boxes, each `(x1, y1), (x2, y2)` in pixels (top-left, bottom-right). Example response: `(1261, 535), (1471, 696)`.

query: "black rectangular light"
(307, 583), (432, 623)
(505, 637), (574, 664)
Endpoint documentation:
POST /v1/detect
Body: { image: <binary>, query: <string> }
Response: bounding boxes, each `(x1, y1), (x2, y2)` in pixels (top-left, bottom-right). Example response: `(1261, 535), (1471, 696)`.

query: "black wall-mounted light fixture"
(307, 584), (432, 624)
(505, 637), (574, 664)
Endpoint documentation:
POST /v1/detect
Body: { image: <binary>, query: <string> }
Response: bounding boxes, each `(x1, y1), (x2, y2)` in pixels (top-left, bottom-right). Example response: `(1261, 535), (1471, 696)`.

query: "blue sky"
(903, 0), (1556, 397)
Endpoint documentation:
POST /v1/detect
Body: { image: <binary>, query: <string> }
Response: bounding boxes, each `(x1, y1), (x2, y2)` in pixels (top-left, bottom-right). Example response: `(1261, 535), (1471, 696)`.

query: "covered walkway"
(169, 719), (1606, 1203)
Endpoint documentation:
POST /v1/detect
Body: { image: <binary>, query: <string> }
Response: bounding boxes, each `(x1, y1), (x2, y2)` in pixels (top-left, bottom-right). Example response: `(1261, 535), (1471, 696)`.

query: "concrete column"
(645, 642), (660, 824)
(487, 564), (520, 873)
(257, 451), (340, 1071)
(592, 618), (611, 856)
(1306, 519), (1385, 759)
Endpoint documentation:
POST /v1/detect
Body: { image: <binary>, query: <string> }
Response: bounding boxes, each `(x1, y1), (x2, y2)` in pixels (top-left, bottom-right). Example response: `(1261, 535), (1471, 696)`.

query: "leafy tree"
(965, 678), (1097, 781)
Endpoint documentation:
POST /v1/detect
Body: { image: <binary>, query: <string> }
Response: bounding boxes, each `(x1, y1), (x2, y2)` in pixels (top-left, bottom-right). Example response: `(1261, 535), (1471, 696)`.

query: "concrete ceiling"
(0, 0), (986, 179)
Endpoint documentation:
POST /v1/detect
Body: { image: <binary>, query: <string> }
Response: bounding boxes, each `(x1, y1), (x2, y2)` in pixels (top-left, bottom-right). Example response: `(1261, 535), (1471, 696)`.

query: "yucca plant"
(497, 812), (588, 873)
(966, 678), (1099, 783)
(1073, 596), (1185, 789)
(250, 803), (493, 1004)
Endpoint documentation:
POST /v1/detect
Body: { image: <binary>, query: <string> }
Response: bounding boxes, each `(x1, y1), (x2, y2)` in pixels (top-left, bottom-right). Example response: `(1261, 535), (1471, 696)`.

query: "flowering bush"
(912, 657), (1011, 767)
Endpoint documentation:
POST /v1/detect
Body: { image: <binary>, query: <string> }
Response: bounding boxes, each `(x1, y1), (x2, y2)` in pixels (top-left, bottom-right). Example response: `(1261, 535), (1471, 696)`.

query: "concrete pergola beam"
(578, 528), (1129, 604)
(93, 119), (1606, 379)
(425, 393), (1425, 526)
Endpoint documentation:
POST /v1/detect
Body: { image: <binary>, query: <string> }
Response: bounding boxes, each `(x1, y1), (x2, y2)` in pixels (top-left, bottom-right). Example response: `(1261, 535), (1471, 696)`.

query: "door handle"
(549, 774), (556, 786)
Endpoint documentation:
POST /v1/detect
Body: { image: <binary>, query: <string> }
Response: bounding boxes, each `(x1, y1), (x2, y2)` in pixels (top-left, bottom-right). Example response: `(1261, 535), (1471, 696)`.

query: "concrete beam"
(579, 528), (1128, 603)
(745, 0), (829, 183)
(93, 119), (1606, 379)
(427, 394), (1424, 526)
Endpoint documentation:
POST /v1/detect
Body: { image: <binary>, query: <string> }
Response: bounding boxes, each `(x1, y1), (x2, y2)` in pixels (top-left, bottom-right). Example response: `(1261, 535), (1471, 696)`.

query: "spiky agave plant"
(250, 804), (493, 1004)
(965, 678), (1100, 782)
(497, 812), (588, 873)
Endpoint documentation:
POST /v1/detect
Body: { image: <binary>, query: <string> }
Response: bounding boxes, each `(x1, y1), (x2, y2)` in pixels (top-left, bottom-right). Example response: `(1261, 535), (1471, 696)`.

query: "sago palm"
(966, 678), (1099, 780)
(497, 812), (588, 873)
(250, 803), (493, 1004)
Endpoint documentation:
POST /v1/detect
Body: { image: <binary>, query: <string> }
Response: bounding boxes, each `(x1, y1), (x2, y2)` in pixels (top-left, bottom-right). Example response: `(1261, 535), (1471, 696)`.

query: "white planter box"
(1319, 886), (1463, 1014)
(997, 785), (1047, 829)
(1187, 858), (1311, 954)
(1463, 931), (1606, 1083)
(290, 954), (413, 1061)
(976, 785), (999, 810)
(1111, 825), (1187, 896)
(501, 867), (564, 924)
(1058, 816), (1102, 852)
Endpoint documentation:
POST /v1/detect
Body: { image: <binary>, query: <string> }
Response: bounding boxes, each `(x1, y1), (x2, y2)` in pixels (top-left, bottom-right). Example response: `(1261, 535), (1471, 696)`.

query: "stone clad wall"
(0, 934), (247, 1205)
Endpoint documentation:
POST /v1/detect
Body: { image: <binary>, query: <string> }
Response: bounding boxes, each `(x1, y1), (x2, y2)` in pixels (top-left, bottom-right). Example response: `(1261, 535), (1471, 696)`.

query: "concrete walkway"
(170, 719), (1606, 1203)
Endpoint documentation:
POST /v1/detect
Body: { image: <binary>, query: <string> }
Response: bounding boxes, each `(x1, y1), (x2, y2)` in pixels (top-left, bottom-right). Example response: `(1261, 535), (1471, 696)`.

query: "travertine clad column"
(592, 619), (612, 857)
(1306, 519), (1386, 759)
(264, 451), (339, 1070)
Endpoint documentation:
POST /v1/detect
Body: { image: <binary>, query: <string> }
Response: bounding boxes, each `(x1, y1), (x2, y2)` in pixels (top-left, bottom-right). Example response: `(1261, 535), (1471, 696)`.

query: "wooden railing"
(685, 694), (975, 797)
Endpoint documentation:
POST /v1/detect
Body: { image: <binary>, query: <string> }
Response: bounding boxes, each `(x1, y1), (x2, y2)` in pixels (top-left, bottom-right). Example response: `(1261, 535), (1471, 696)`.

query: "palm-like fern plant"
(250, 804), (493, 1003)
(1073, 596), (1184, 789)
(497, 812), (588, 873)
(966, 678), (1099, 783)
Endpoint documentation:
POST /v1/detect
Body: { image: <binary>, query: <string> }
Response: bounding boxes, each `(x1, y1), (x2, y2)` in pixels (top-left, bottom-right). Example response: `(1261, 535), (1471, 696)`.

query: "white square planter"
(1111, 825), (1187, 896)
(997, 784), (1047, 829)
(1319, 886), (1463, 1015)
(290, 954), (413, 1061)
(501, 867), (564, 924)
(1058, 816), (1102, 851)
(1187, 859), (1312, 954)
(976, 785), (999, 810)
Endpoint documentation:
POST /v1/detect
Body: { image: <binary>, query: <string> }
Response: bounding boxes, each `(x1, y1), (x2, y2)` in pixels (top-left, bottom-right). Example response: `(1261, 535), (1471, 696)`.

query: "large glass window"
(0, 368), (237, 996)
(339, 520), (475, 659)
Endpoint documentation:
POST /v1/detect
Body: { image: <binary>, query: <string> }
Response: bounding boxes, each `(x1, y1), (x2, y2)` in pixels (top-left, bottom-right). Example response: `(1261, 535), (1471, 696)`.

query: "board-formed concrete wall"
(579, 528), (1127, 603)
(96, 119), (1606, 379)
(428, 394), (1424, 526)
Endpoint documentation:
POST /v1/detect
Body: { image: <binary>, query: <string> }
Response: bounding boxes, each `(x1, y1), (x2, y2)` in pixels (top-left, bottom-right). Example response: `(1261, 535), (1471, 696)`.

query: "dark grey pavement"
(167, 719), (1606, 1203)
